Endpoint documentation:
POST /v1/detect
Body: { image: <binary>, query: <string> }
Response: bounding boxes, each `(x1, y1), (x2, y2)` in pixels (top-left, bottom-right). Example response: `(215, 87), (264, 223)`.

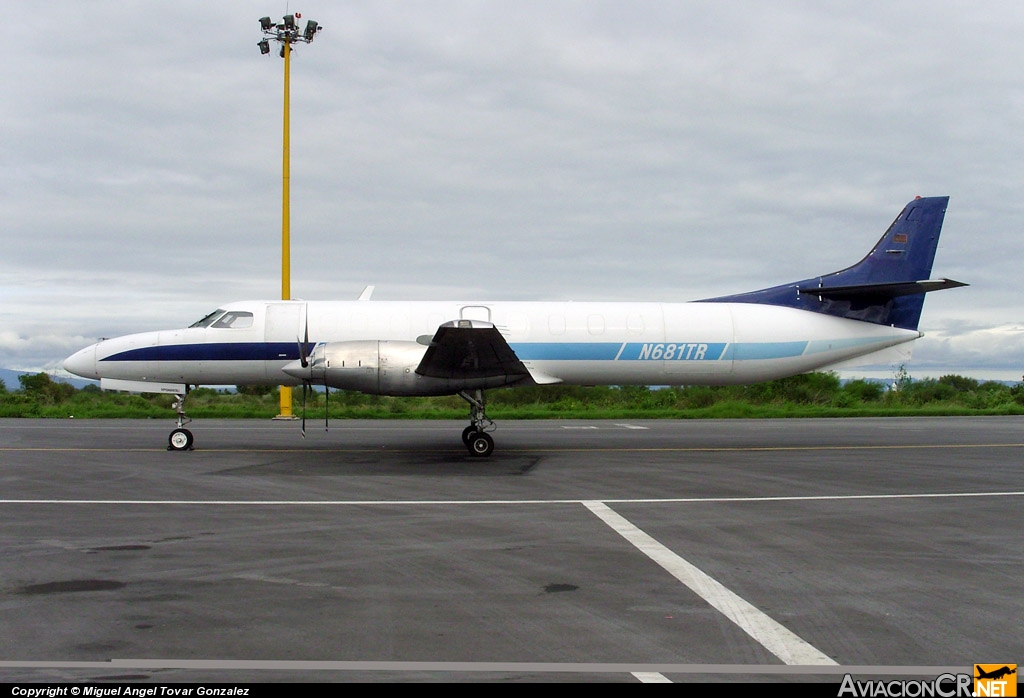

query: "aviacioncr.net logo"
(974, 665), (1017, 697)
(838, 673), (973, 697)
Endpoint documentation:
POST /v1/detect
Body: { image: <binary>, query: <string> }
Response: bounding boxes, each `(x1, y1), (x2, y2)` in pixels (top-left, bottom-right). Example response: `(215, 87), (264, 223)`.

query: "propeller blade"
(301, 381), (308, 437)
(297, 314), (311, 368)
(324, 386), (329, 432)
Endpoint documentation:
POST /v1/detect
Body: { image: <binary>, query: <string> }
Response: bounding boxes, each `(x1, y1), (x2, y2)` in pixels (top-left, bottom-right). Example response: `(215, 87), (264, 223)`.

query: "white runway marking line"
(632, 671), (671, 682)
(4, 490), (1020, 506)
(0, 659), (971, 674)
(615, 424), (649, 430)
(583, 500), (837, 666)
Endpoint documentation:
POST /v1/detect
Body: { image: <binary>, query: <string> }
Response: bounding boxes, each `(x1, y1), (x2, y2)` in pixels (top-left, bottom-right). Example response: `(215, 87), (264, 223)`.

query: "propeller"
(301, 380), (308, 437)
(297, 311), (312, 438)
(298, 381), (331, 435)
(295, 311), (326, 436)
(297, 314), (311, 369)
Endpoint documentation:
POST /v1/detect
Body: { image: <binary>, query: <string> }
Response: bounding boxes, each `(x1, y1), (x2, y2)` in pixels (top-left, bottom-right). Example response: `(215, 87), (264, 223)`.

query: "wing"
(414, 320), (537, 384)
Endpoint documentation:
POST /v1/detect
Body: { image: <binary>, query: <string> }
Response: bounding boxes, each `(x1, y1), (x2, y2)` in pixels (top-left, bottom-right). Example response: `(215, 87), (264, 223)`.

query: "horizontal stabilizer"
(798, 278), (968, 300)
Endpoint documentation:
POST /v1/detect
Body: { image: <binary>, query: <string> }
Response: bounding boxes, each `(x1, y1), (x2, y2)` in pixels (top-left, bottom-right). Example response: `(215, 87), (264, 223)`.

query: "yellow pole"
(277, 39), (294, 418)
(282, 38), (291, 302)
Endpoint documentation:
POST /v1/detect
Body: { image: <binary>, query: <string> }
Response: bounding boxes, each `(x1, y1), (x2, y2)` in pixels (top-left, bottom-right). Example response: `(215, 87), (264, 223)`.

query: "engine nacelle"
(307, 340), (420, 395)
(307, 340), (518, 396)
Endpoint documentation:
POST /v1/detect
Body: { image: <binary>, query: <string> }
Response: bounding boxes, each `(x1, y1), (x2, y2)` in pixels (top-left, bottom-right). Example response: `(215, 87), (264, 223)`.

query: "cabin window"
(189, 309), (225, 328)
(211, 311), (254, 329)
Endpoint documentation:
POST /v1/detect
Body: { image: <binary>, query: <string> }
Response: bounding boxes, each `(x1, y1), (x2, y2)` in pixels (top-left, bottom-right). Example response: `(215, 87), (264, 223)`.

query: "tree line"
(2, 370), (1023, 419)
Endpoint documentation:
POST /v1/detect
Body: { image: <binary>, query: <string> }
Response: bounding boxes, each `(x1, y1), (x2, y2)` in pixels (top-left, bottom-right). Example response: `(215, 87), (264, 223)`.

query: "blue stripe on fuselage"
(618, 342), (727, 361)
(101, 342), (301, 362)
(510, 341), (800, 361)
(508, 343), (622, 361)
(101, 340), (816, 363)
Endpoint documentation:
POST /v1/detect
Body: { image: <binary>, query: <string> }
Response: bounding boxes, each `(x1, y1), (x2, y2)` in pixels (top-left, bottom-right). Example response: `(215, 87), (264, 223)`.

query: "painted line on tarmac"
(632, 671), (671, 682)
(0, 658), (968, 675)
(583, 500), (837, 666)
(2, 490), (1021, 506)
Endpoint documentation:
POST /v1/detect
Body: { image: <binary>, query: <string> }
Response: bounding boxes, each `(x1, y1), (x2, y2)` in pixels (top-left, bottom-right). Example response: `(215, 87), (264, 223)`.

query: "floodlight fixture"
(257, 12), (321, 56)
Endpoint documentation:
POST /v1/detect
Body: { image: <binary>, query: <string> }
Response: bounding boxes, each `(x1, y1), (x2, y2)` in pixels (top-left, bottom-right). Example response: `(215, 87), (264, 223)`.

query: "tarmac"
(0, 416), (1021, 683)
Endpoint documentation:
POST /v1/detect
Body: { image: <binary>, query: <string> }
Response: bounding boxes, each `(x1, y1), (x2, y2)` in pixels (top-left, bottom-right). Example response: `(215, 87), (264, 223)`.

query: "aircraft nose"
(64, 344), (98, 379)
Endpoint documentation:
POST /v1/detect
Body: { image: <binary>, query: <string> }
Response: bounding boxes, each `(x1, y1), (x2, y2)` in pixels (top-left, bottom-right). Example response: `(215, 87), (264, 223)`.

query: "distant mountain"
(0, 368), (98, 391)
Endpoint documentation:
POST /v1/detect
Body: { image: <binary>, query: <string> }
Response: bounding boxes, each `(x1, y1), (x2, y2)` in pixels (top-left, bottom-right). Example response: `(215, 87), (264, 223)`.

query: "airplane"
(64, 195), (965, 456)
(975, 666), (1016, 681)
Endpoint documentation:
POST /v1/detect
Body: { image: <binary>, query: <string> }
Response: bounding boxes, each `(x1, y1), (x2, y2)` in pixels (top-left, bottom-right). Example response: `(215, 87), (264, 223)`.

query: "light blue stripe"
(619, 343), (727, 361)
(509, 343), (623, 361)
(510, 341), (808, 362)
(511, 341), (817, 362)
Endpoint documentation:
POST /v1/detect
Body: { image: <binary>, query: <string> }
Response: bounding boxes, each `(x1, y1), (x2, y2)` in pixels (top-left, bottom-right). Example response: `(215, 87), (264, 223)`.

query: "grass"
(4, 372), (1024, 419)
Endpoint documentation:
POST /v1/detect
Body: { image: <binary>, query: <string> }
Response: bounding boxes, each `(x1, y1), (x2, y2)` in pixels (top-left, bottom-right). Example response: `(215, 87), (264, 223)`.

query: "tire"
(468, 432), (494, 457)
(168, 428), (194, 451)
(462, 426), (477, 445)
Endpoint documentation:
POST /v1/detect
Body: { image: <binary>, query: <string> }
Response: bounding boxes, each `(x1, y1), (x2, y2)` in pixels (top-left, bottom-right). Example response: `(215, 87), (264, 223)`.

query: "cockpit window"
(189, 309), (225, 328)
(211, 311), (254, 329)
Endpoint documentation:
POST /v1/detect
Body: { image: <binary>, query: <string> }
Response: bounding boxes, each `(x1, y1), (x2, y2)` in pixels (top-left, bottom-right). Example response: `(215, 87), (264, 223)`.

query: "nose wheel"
(168, 427), (194, 451)
(459, 389), (496, 457)
(167, 392), (194, 451)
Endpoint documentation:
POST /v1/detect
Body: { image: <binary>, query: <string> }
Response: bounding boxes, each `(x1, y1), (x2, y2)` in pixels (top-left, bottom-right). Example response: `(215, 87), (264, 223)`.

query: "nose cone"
(64, 344), (99, 379)
(281, 359), (312, 381)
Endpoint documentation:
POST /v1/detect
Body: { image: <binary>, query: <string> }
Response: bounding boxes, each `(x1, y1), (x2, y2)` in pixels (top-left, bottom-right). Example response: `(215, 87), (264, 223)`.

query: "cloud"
(3, 2), (1020, 374)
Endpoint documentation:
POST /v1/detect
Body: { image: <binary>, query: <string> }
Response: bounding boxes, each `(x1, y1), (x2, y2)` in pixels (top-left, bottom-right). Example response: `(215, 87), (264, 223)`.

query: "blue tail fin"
(699, 196), (965, 330)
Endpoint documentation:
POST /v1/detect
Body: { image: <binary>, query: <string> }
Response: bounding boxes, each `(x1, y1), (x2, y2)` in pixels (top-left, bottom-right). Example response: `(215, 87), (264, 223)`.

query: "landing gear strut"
(167, 391), (194, 451)
(458, 389), (495, 457)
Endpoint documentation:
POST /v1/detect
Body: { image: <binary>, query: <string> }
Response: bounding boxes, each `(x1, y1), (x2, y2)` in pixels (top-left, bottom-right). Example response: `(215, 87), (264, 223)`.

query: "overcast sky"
(3, 1), (1023, 380)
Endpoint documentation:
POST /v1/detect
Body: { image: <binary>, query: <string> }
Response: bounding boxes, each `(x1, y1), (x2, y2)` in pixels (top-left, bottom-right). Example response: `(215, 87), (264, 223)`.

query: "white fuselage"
(64, 299), (919, 392)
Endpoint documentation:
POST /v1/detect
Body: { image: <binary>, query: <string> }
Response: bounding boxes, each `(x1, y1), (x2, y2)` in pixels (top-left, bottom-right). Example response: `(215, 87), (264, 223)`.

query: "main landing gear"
(459, 389), (495, 457)
(167, 391), (194, 451)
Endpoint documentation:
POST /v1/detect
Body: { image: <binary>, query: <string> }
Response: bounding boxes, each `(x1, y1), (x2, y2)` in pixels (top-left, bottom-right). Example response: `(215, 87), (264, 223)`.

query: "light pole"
(258, 14), (321, 419)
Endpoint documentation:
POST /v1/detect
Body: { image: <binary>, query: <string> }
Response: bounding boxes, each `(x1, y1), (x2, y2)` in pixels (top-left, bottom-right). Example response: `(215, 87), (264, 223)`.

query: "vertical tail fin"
(827, 195), (949, 289)
(699, 196), (965, 330)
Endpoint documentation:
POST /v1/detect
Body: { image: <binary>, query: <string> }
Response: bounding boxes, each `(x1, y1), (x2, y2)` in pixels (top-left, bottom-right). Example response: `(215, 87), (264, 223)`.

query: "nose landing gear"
(167, 392), (194, 451)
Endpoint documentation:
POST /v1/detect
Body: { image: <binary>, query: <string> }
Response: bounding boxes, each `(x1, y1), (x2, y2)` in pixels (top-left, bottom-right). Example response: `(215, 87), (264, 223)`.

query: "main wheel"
(467, 432), (494, 457)
(168, 428), (194, 451)
(462, 426), (478, 445)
